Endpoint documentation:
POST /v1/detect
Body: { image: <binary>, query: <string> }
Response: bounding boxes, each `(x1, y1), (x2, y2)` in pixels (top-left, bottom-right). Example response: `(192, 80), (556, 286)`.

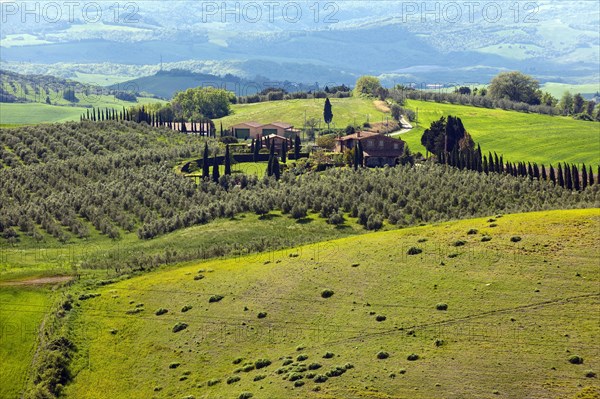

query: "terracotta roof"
(269, 122), (293, 129)
(363, 148), (404, 158)
(336, 131), (380, 141)
(264, 134), (289, 140)
(232, 121), (263, 128)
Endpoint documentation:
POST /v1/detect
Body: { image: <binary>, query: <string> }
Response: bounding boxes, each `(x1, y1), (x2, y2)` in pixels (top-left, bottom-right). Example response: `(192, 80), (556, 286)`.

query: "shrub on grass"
(376, 315), (387, 322)
(343, 363), (354, 369)
(291, 204), (308, 219)
(255, 359), (272, 369)
(294, 380), (305, 387)
(436, 303), (448, 311)
(314, 374), (328, 383)
(193, 275), (204, 280)
(233, 357), (244, 365)
(282, 359), (293, 366)
(407, 353), (419, 361)
(407, 247), (422, 255)
(227, 375), (241, 384)
(308, 363), (322, 370)
(323, 352), (334, 359)
(453, 240), (466, 247)
(209, 295), (224, 303)
(467, 229), (478, 235)
(568, 355), (584, 364)
(155, 308), (168, 316)
(585, 370), (596, 378)
(377, 351), (389, 359)
(288, 372), (303, 381)
(321, 289), (334, 298)
(242, 364), (255, 372)
(435, 339), (444, 347)
(510, 236), (522, 242)
(306, 372), (316, 379)
(238, 392), (253, 399)
(326, 366), (347, 377)
(489, 223), (498, 227)
(181, 305), (192, 312)
(172, 322), (188, 333)
(257, 312), (267, 319)
(126, 308), (143, 314)
(253, 374), (266, 381)
(207, 379), (220, 386)
(417, 238), (428, 243)
(297, 354), (308, 361)
(481, 236), (492, 242)
(169, 362), (180, 369)
(399, 368), (406, 374)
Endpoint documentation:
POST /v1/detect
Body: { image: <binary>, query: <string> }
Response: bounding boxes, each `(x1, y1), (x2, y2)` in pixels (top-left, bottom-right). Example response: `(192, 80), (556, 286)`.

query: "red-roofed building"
(336, 131), (405, 167)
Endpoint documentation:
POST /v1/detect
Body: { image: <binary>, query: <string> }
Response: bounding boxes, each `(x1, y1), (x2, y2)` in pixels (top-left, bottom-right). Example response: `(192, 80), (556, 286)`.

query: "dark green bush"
(467, 229), (478, 235)
(181, 305), (192, 312)
(238, 392), (253, 399)
(321, 290), (334, 298)
(297, 354), (308, 361)
(376, 315), (387, 322)
(253, 374), (266, 381)
(568, 355), (584, 364)
(257, 312), (267, 319)
(207, 378), (220, 386)
(155, 308), (168, 316)
(169, 362), (180, 369)
(407, 353), (419, 361)
(308, 363), (322, 370)
(481, 236), (492, 242)
(172, 322), (188, 333)
(227, 375), (241, 384)
(453, 240), (466, 247)
(510, 236), (522, 242)
(377, 351), (389, 359)
(233, 357), (244, 365)
(255, 359), (272, 369)
(323, 352), (334, 359)
(436, 303), (448, 311)
(407, 247), (422, 255)
(288, 372), (303, 381)
(209, 295), (223, 303)
(585, 370), (596, 378)
(294, 380), (305, 387)
(314, 374), (328, 383)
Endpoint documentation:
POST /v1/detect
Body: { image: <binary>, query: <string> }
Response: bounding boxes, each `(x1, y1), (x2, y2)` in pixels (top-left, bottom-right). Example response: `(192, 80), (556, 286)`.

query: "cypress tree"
(588, 165), (594, 186)
(506, 162), (512, 176)
(487, 152), (494, 172)
(581, 164), (587, 190)
(267, 155), (274, 177)
(572, 164), (580, 191)
(212, 155), (220, 182)
(281, 141), (287, 164)
(557, 163), (564, 187)
(253, 137), (261, 161)
(498, 155), (504, 173)
(541, 164), (547, 181)
(273, 156), (281, 180)
(224, 145), (231, 176)
(533, 163), (540, 180)
(597, 165), (600, 185)
(250, 139), (255, 154)
(86, 109), (90, 120)
(494, 152), (500, 173)
(549, 164), (556, 184)
(269, 141), (275, 158)
(357, 140), (364, 167)
(565, 163), (572, 190)
(527, 162), (533, 179)
(294, 135), (301, 160)
(483, 156), (488, 174)
(220, 121), (223, 137)
(202, 142), (210, 179)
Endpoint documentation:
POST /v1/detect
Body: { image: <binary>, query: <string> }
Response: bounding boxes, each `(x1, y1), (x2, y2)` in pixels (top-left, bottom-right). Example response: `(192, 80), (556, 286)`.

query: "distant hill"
(109, 69), (318, 99)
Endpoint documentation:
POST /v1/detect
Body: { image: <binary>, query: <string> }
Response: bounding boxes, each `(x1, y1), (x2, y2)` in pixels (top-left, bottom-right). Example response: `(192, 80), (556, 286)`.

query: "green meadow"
(59, 208), (599, 399)
(397, 99), (600, 165)
(216, 97), (389, 130)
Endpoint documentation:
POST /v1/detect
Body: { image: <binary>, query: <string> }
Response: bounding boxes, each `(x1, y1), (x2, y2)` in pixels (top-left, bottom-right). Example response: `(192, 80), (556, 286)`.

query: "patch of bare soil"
(0, 276), (73, 286)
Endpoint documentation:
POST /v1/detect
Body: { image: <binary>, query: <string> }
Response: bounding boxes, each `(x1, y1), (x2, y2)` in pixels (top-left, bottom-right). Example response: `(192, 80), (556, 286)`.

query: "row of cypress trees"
(438, 145), (598, 190)
(81, 106), (217, 136)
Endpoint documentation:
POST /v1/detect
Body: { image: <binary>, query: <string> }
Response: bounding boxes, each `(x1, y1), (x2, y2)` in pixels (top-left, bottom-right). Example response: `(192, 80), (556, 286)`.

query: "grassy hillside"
(63, 208), (599, 399)
(395, 100), (600, 165)
(216, 97), (388, 131)
(0, 287), (55, 399)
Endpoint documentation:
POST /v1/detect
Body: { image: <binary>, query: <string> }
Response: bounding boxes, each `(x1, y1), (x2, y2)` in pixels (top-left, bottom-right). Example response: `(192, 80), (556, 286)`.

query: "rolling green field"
(215, 97), (389, 130)
(0, 287), (55, 399)
(0, 212), (367, 397)
(396, 100), (600, 165)
(0, 96), (165, 125)
(59, 208), (599, 399)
